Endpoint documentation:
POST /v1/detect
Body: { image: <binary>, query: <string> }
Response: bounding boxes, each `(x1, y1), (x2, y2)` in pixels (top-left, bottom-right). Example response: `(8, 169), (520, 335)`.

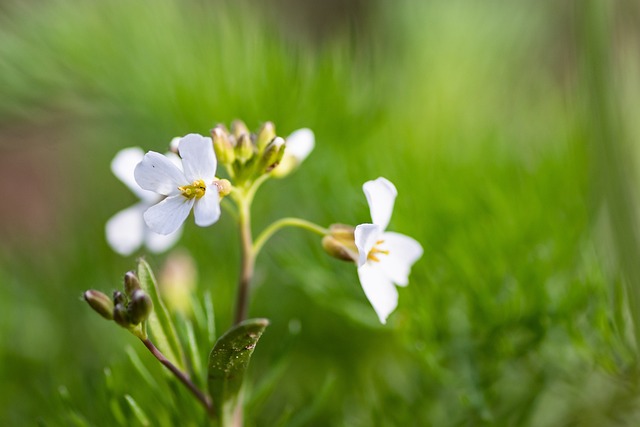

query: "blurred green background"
(2, 0), (640, 425)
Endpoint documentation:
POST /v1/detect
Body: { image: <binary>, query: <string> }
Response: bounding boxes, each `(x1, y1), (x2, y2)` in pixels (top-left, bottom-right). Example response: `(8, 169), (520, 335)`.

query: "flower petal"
(357, 263), (399, 324)
(378, 231), (423, 286)
(363, 177), (397, 230)
(285, 128), (314, 162)
(144, 195), (194, 235)
(354, 223), (383, 267)
(193, 186), (221, 227)
(111, 147), (158, 202)
(145, 224), (183, 253)
(135, 151), (186, 196)
(178, 134), (217, 182)
(105, 203), (146, 256)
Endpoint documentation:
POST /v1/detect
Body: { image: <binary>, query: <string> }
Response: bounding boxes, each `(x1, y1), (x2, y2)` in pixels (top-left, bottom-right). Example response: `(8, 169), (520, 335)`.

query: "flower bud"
(169, 137), (181, 154)
(113, 290), (127, 306)
(230, 119), (249, 140)
(124, 271), (141, 297)
(113, 303), (130, 327)
(256, 121), (276, 152)
(84, 290), (114, 320)
(321, 224), (358, 262)
(211, 126), (235, 164)
(127, 289), (153, 325)
(235, 133), (254, 163)
(261, 137), (285, 173)
(214, 179), (232, 197)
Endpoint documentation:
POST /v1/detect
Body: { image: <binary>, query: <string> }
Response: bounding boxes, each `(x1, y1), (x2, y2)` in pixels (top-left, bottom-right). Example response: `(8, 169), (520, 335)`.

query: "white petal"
(135, 151), (186, 196)
(165, 151), (183, 170)
(144, 195), (194, 235)
(169, 137), (181, 153)
(178, 134), (217, 182)
(145, 224), (183, 253)
(357, 263), (398, 324)
(378, 231), (423, 286)
(105, 203), (146, 256)
(111, 147), (158, 202)
(285, 128), (314, 162)
(363, 177), (397, 230)
(354, 223), (383, 267)
(193, 187), (221, 227)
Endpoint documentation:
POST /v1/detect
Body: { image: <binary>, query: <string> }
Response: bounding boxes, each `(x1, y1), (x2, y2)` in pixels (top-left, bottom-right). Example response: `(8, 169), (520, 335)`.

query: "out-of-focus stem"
(253, 218), (329, 257)
(233, 193), (255, 326)
(141, 338), (214, 417)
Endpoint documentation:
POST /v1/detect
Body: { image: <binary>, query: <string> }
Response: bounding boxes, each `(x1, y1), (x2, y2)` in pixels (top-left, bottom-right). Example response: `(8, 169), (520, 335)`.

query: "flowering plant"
(86, 120), (422, 425)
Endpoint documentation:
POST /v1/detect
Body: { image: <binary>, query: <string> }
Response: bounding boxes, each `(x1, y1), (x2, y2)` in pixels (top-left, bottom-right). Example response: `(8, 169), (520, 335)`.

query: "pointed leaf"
(207, 318), (269, 422)
(137, 258), (185, 370)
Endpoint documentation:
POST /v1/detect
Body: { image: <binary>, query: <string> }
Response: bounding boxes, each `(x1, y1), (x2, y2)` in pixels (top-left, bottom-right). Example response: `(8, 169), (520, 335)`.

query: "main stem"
(141, 338), (213, 417)
(234, 194), (255, 325)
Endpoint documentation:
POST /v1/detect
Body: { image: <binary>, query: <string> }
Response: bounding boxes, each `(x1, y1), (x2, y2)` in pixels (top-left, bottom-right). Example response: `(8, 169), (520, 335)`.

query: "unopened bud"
(113, 303), (130, 327)
(169, 137), (181, 154)
(261, 137), (285, 173)
(321, 224), (358, 262)
(113, 290), (127, 306)
(84, 290), (114, 320)
(124, 271), (141, 297)
(231, 119), (249, 139)
(256, 121), (276, 152)
(214, 179), (232, 197)
(235, 133), (254, 163)
(128, 289), (153, 325)
(211, 126), (235, 164)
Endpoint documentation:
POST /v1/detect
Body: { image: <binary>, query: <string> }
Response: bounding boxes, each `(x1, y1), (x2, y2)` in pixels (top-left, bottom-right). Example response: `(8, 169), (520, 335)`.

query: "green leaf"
(136, 258), (185, 370)
(207, 318), (269, 423)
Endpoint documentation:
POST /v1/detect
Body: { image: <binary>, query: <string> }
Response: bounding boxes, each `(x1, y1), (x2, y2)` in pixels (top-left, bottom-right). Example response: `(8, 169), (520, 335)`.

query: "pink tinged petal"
(357, 263), (399, 324)
(363, 177), (397, 230)
(178, 134), (217, 182)
(378, 231), (424, 287)
(145, 224), (183, 253)
(144, 195), (194, 235)
(285, 128), (315, 162)
(105, 203), (146, 256)
(193, 187), (221, 227)
(354, 223), (383, 267)
(135, 151), (186, 196)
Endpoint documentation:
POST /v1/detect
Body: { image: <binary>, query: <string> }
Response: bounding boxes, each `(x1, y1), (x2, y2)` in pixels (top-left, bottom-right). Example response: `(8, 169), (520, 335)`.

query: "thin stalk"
(141, 338), (214, 418)
(253, 218), (329, 257)
(233, 195), (255, 325)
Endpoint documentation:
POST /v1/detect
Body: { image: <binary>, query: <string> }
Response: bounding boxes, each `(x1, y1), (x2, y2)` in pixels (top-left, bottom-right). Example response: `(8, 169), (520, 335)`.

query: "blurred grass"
(1, 0), (640, 425)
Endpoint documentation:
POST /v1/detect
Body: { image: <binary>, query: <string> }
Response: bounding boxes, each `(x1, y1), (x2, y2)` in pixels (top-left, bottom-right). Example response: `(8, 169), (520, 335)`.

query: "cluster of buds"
(211, 120), (286, 185)
(84, 272), (153, 331)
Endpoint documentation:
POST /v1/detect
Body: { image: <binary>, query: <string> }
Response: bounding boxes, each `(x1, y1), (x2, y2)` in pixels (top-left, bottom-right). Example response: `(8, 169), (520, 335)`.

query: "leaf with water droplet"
(207, 318), (269, 423)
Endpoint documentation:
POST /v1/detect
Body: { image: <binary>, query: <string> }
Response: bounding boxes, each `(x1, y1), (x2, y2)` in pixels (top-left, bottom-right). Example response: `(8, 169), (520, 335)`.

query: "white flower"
(271, 128), (315, 177)
(106, 147), (183, 256)
(134, 133), (221, 235)
(354, 177), (423, 324)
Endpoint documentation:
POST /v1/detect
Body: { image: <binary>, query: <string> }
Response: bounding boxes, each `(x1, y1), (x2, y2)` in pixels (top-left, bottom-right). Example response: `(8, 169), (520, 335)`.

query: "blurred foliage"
(1, 0), (640, 425)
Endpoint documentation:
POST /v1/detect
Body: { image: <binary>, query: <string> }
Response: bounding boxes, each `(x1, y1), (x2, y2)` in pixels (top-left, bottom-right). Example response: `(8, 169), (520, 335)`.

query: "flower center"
(179, 179), (206, 199)
(367, 240), (390, 263)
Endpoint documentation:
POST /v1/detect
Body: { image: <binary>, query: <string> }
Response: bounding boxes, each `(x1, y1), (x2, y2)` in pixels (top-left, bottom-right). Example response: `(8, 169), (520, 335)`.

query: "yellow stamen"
(178, 179), (206, 199)
(367, 240), (390, 262)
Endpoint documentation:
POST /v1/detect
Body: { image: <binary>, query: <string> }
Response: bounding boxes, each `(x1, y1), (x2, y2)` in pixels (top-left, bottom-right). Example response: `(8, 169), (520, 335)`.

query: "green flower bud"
(261, 137), (285, 173)
(256, 121), (276, 152)
(127, 289), (153, 325)
(235, 133), (254, 163)
(230, 119), (249, 140)
(84, 290), (114, 320)
(124, 271), (140, 297)
(321, 224), (358, 262)
(211, 126), (235, 164)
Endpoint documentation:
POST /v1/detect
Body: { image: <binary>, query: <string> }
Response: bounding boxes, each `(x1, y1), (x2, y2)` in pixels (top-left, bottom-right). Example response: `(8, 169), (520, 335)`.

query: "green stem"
(253, 218), (329, 257)
(141, 338), (214, 418)
(233, 193), (255, 326)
